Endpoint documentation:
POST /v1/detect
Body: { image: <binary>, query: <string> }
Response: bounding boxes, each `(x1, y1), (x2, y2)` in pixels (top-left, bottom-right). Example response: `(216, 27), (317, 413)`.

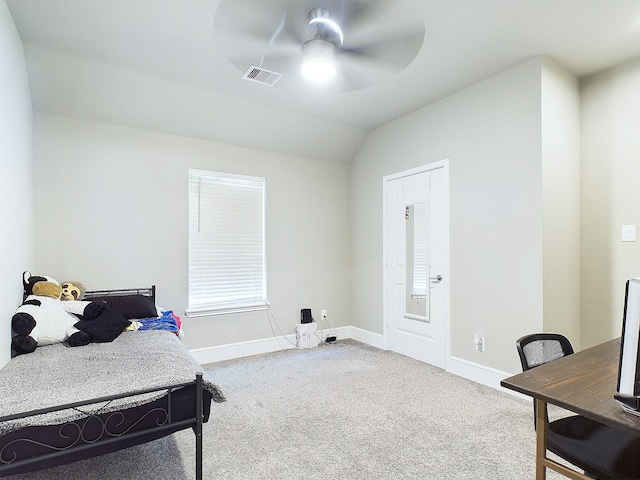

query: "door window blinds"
(187, 169), (266, 316)
(412, 203), (428, 297)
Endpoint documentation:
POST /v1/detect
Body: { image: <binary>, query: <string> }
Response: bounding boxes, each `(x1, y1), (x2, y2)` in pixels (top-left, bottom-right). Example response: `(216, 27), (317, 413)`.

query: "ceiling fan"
(212, 0), (426, 92)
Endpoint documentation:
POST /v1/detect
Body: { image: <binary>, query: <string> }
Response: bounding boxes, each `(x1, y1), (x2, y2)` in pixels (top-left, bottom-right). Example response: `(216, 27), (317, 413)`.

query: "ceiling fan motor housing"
(308, 7), (343, 46)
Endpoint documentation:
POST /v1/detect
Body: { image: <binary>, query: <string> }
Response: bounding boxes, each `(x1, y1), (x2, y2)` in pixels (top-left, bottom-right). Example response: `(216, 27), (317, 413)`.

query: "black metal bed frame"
(83, 285), (156, 302)
(0, 373), (204, 479)
(3, 284), (206, 479)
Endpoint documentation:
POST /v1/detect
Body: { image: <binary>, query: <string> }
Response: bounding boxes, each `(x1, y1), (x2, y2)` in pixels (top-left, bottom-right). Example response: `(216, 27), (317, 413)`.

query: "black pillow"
(87, 294), (157, 319)
(74, 306), (131, 343)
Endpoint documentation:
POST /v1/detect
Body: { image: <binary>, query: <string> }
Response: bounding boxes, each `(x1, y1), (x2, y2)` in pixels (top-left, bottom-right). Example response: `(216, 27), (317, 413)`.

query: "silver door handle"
(430, 275), (443, 283)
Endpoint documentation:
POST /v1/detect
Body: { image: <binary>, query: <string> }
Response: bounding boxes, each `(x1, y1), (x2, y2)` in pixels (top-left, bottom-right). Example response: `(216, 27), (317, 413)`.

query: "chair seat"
(548, 415), (640, 480)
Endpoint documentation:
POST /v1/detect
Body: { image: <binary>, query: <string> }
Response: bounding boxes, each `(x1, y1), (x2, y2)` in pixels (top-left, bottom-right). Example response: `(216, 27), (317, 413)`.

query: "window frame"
(186, 169), (267, 317)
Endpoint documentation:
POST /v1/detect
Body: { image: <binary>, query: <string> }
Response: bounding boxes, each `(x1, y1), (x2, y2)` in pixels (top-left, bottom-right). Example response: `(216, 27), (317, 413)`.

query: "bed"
(0, 285), (225, 479)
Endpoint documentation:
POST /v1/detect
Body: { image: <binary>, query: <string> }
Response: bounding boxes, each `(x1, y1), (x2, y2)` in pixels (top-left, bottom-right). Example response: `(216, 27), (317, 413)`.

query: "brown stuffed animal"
(32, 281), (62, 299)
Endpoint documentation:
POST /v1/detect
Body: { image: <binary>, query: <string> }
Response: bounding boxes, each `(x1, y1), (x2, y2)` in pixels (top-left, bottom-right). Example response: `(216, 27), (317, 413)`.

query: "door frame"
(382, 160), (450, 369)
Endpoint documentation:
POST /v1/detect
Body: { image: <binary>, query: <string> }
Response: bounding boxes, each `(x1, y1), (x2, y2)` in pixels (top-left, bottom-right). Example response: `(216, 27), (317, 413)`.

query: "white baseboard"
(191, 326), (519, 396)
(446, 355), (524, 397)
(346, 328), (515, 393)
(190, 326), (350, 365)
(347, 326), (386, 349)
(190, 335), (297, 364)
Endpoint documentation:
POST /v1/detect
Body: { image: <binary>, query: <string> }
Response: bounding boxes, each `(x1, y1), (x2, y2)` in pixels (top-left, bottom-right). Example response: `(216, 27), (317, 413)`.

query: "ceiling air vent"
(242, 65), (283, 86)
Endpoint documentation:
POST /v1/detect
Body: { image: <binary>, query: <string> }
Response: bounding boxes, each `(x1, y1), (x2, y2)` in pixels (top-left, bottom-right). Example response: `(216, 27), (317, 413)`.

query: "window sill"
(185, 301), (269, 318)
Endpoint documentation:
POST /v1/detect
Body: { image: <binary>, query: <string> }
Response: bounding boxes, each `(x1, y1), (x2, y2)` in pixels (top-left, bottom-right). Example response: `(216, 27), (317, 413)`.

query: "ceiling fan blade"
(338, 0), (425, 54)
(219, 29), (299, 54)
(336, 50), (403, 90)
(217, 29), (300, 73)
(340, 24), (424, 75)
(214, 0), (309, 74)
(343, 1), (418, 34)
(346, 13), (425, 48)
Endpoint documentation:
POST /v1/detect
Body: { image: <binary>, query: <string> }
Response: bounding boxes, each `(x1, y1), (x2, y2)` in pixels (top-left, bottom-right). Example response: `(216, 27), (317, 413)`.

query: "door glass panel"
(406, 203), (428, 320)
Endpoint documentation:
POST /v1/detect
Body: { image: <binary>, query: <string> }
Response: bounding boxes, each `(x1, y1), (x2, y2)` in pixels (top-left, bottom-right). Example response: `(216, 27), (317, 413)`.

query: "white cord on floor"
(320, 314), (339, 341)
(263, 302), (339, 349)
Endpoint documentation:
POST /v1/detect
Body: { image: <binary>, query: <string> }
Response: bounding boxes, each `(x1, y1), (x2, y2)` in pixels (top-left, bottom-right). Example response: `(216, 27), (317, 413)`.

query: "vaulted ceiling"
(7, 0), (640, 163)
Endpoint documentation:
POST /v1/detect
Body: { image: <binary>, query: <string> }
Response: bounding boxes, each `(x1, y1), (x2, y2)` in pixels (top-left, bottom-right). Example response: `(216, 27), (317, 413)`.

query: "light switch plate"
(622, 225), (636, 242)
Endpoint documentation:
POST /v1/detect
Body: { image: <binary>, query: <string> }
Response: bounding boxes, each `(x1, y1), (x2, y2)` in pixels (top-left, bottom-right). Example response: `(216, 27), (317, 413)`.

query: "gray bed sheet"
(0, 330), (225, 434)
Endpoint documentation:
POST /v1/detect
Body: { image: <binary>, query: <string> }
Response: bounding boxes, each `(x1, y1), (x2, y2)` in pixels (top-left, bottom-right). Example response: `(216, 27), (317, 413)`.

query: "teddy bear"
(11, 272), (104, 355)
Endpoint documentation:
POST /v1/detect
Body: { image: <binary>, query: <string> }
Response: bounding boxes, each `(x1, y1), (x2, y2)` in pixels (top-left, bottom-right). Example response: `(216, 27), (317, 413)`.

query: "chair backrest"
(516, 333), (574, 430)
(516, 333), (574, 372)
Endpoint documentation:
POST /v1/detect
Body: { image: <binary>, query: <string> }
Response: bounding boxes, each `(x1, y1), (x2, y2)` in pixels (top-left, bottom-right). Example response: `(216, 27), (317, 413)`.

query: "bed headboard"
(84, 286), (156, 303)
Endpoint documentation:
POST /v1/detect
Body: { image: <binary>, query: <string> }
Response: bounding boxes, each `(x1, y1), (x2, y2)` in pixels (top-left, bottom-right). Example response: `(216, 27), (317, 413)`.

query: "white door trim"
(382, 160), (450, 370)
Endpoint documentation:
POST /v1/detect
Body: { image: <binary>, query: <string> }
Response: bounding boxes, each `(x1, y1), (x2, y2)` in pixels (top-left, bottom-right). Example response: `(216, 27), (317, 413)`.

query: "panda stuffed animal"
(11, 272), (104, 355)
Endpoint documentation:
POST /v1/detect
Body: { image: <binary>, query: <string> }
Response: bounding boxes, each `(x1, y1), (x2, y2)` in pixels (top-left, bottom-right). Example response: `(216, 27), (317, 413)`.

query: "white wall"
(351, 58), (545, 374)
(31, 114), (350, 351)
(581, 55), (640, 347)
(541, 58), (581, 346)
(0, 0), (33, 367)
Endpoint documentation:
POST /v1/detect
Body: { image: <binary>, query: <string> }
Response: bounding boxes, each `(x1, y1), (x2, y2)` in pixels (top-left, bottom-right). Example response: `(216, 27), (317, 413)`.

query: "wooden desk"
(501, 339), (640, 479)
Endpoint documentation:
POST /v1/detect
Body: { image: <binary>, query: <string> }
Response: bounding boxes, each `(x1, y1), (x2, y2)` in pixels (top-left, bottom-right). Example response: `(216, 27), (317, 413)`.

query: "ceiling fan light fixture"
(301, 38), (336, 83)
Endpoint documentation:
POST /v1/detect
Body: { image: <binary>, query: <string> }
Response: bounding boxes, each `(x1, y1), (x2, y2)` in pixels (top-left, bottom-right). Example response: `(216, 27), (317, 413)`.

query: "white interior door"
(383, 163), (448, 368)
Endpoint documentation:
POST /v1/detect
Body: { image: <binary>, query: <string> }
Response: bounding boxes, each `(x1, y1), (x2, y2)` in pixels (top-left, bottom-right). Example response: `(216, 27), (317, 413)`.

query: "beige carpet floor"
(6, 339), (570, 479)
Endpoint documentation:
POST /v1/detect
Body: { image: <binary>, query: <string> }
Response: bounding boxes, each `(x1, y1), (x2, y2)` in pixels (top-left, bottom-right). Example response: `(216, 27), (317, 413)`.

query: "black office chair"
(516, 333), (640, 480)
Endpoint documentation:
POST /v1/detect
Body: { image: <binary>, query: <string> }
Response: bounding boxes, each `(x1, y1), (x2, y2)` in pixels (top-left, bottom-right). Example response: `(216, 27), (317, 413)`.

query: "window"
(411, 203), (428, 298)
(187, 169), (266, 316)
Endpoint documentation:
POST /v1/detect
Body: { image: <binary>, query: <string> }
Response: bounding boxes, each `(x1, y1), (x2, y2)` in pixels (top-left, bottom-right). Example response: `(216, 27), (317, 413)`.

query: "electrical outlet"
(321, 309), (327, 320)
(474, 335), (485, 352)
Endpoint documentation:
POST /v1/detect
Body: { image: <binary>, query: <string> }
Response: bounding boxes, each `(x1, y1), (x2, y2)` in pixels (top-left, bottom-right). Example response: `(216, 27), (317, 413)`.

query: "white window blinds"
(187, 169), (266, 316)
(412, 203), (428, 297)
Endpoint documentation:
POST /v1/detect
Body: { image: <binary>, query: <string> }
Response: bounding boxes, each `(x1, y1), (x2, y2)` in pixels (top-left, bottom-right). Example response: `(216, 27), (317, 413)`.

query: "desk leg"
(535, 399), (547, 480)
